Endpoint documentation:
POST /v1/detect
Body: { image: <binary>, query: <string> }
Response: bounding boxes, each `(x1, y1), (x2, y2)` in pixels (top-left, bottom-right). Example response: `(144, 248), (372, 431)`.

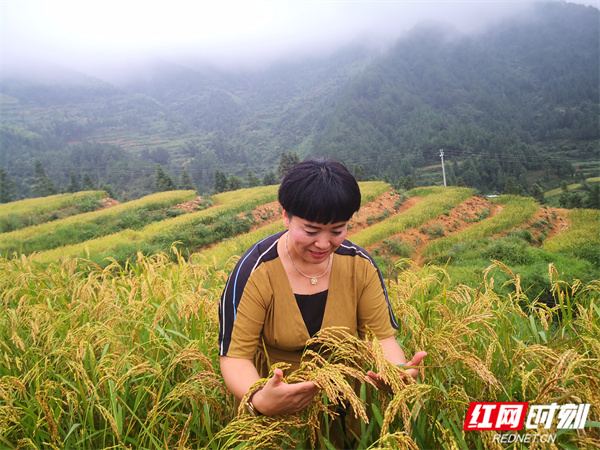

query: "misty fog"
(5, 1), (595, 83)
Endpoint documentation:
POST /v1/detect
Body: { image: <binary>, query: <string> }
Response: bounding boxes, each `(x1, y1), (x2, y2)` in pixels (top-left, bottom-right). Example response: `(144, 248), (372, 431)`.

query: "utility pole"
(440, 149), (447, 187)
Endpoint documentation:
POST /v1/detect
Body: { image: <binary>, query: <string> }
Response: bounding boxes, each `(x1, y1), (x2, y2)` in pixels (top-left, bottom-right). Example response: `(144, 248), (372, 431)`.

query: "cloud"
(1, 0), (596, 78)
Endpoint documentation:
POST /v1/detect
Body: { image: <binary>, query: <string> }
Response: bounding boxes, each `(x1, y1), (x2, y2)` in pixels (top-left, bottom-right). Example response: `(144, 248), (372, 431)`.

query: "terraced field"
(3, 183), (597, 289)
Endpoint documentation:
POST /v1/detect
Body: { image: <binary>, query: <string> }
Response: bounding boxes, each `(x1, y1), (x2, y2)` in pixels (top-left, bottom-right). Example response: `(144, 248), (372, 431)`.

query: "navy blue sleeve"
(218, 232), (282, 355)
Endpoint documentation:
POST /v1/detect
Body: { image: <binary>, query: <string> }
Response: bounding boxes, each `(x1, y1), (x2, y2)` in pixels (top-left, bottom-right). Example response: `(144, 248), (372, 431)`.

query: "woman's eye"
(306, 231), (317, 236)
(332, 232), (342, 236)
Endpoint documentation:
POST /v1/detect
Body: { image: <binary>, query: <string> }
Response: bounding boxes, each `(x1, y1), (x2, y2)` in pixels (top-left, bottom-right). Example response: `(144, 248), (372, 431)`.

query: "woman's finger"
(406, 351), (427, 367)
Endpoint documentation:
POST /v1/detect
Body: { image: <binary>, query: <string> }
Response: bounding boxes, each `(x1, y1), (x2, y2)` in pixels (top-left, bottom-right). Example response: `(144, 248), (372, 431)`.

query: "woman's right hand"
(251, 368), (319, 416)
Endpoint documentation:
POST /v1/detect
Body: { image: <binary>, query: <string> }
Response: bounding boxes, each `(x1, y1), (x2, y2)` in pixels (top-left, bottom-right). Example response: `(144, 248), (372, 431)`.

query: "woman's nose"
(314, 236), (330, 249)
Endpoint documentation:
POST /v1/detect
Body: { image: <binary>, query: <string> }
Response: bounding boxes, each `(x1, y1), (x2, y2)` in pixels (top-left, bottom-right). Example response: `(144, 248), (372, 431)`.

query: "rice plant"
(2, 250), (596, 449)
(2, 182), (599, 449)
(543, 209), (600, 264)
(32, 186), (279, 265)
(0, 249), (231, 449)
(181, 183), (390, 270)
(358, 182), (392, 204)
(215, 260), (599, 449)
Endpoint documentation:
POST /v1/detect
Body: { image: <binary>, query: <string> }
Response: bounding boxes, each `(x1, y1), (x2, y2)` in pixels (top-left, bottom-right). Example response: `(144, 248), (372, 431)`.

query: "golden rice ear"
(381, 384), (431, 437)
(290, 328), (375, 423)
(213, 413), (309, 449)
(372, 431), (420, 450)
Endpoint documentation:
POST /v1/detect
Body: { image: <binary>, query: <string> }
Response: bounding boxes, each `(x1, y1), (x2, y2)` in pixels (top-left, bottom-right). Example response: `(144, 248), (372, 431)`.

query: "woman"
(218, 158), (426, 418)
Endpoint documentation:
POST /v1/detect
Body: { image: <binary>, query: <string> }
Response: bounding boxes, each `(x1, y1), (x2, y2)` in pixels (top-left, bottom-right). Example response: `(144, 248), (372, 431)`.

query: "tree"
(504, 177), (518, 195)
(0, 166), (16, 203)
(149, 147), (170, 166)
(403, 175), (415, 190)
(278, 150), (300, 180)
(585, 184), (600, 209)
(31, 159), (57, 197)
(179, 167), (196, 191)
(246, 170), (261, 188)
(353, 164), (366, 182)
(559, 190), (583, 209)
(515, 184), (525, 196)
(263, 170), (278, 186)
(82, 172), (96, 190)
(214, 170), (228, 193)
(155, 164), (176, 192)
(530, 183), (545, 204)
(99, 181), (115, 198)
(227, 174), (243, 191)
(66, 172), (81, 193)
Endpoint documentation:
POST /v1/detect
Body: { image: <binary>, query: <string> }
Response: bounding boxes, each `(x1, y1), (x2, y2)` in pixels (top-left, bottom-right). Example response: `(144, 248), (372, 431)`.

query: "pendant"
(310, 278), (318, 285)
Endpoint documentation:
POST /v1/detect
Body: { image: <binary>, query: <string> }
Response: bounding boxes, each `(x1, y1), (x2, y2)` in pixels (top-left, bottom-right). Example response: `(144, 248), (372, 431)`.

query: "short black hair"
(278, 158), (361, 224)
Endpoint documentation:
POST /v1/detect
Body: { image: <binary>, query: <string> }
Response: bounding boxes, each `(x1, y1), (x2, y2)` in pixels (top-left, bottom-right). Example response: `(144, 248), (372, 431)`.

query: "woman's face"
(283, 211), (348, 264)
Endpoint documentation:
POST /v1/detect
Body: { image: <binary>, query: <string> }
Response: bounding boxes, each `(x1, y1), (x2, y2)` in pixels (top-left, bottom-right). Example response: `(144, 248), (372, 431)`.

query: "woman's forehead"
(298, 219), (348, 230)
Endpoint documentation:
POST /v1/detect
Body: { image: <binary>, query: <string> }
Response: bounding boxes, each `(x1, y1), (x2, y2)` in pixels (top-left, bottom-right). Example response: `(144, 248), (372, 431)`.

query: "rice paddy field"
(1, 184), (598, 449)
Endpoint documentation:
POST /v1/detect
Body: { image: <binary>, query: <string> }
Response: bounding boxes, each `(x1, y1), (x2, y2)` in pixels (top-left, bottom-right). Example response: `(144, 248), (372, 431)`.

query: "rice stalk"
(176, 411), (193, 450)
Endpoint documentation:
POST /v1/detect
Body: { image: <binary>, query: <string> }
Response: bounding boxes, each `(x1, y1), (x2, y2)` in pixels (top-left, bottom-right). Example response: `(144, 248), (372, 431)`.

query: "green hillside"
(0, 2), (597, 203)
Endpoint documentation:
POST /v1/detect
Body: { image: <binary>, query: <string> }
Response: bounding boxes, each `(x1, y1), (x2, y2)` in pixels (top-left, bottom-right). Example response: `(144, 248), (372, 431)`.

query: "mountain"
(0, 2), (597, 201)
(313, 2), (599, 191)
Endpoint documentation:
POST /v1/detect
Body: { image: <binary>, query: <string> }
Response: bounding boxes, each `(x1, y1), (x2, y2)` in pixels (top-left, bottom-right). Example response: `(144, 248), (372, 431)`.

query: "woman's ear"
(282, 210), (291, 228)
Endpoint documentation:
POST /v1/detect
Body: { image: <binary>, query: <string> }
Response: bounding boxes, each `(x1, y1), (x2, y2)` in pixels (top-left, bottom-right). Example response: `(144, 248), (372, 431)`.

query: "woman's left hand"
(366, 350), (427, 391)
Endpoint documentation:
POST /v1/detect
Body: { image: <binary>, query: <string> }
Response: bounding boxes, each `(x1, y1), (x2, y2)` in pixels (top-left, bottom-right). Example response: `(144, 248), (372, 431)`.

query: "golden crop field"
(1, 183), (598, 449)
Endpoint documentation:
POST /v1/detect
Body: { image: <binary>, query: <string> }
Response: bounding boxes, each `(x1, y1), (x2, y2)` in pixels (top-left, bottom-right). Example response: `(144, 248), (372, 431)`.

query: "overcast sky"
(1, 0), (598, 80)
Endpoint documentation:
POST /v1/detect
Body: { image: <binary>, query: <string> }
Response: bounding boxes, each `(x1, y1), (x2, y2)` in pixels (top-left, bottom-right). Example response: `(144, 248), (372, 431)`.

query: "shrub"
(382, 238), (414, 258)
(76, 196), (102, 213)
(507, 228), (533, 243)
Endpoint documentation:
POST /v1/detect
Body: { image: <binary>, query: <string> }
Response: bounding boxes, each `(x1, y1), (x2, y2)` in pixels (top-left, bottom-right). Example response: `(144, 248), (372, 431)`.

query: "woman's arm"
(220, 355), (262, 400)
(220, 355), (320, 416)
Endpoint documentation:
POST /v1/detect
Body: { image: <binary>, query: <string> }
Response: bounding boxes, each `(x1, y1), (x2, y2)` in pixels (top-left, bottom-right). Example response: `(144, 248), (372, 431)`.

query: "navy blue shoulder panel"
(219, 231), (283, 355)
